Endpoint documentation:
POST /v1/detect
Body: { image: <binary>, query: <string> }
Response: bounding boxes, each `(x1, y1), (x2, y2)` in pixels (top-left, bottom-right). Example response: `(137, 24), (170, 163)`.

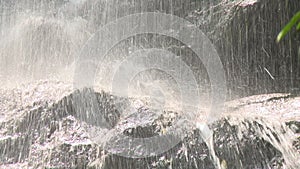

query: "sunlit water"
(0, 0), (299, 169)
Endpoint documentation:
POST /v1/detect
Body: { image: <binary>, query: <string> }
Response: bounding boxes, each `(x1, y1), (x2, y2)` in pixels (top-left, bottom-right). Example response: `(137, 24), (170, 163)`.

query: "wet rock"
(0, 81), (299, 168)
(213, 0), (300, 97)
(73, 0), (300, 97)
(212, 118), (284, 169)
(2, 0), (299, 95)
(286, 121), (300, 134)
(1, 0), (300, 168)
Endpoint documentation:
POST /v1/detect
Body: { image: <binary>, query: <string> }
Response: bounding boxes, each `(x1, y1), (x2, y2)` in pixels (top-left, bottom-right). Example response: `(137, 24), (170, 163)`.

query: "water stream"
(0, 0), (299, 168)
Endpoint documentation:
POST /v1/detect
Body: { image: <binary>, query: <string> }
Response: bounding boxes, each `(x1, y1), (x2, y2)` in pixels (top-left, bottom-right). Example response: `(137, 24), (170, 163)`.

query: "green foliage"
(277, 11), (300, 43)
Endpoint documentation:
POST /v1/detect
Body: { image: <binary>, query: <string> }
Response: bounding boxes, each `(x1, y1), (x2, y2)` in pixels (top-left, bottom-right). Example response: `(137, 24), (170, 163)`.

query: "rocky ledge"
(0, 81), (299, 169)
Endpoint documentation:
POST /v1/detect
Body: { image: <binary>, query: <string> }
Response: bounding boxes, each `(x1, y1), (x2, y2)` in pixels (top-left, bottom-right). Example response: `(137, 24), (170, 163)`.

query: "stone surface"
(74, 0), (300, 97)
(0, 81), (299, 168)
(0, 0), (300, 168)
(2, 0), (299, 97)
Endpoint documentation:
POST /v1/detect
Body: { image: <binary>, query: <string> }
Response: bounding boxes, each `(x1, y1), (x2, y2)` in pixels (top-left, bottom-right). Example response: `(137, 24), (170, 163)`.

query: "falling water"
(0, 0), (300, 168)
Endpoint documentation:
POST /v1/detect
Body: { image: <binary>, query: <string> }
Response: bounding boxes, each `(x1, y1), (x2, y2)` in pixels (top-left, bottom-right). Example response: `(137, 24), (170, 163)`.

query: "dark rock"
(73, 0), (300, 98)
(286, 121), (300, 134)
(0, 0), (300, 168)
(2, 0), (299, 97)
(212, 0), (300, 97)
(0, 81), (299, 168)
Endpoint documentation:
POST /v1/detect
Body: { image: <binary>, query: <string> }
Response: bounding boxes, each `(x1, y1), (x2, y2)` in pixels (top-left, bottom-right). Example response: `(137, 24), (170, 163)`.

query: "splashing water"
(0, 0), (299, 169)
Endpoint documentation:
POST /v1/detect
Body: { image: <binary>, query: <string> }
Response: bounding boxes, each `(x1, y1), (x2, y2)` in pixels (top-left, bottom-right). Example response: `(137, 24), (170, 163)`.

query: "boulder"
(0, 81), (299, 168)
